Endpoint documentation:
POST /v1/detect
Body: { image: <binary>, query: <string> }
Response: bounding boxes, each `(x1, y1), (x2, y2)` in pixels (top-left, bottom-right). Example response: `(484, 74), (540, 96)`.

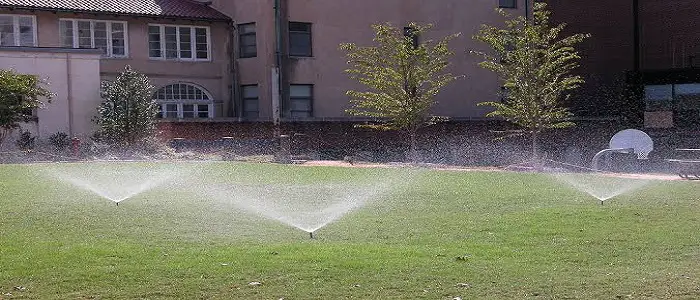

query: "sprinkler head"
(309, 231), (314, 239)
(600, 200), (604, 206)
(116, 202), (119, 207)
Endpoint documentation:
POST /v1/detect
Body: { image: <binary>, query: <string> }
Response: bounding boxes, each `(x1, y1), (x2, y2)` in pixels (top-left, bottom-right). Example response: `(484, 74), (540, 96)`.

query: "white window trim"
(158, 102), (214, 119)
(148, 24), (212, 62)
(59, 18), (129, 58)
(0, 14), (38, 47)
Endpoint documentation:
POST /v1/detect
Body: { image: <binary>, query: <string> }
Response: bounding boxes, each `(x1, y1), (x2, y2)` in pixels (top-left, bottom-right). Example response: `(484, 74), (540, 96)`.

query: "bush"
(93, 66), (158, 146)
(49, 132), (70, 151)
(15, 130), (35, 151)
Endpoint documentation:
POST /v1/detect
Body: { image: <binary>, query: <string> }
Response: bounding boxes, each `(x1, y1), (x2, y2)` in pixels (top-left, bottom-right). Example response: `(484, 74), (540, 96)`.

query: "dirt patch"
(298, 160), (685, 181)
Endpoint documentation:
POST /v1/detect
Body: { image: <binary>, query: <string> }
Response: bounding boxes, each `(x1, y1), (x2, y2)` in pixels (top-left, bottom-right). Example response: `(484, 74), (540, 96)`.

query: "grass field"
(1, 162), (699, 299)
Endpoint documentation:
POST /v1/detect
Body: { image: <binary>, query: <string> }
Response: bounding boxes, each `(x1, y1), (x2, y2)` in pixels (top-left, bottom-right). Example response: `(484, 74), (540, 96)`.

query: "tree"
(472, 2), (590, 160)
(0, 69), (53, 148)
(93, 66), (158, 146)
(340, 23), (460, 161)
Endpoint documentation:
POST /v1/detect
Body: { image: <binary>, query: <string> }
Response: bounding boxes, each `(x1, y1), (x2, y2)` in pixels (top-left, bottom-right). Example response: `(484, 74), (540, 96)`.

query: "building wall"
(548, 0), (700, 117)
(639, 0), (700, 70)
(0, 48), (102, 143)
(546, 0), (635, 115)
(0, 9), (234, 117)
(213, 0), (527, 121)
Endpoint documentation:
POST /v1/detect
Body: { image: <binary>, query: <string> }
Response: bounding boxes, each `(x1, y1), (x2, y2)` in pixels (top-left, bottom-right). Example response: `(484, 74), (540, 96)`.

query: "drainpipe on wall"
(65, 54), (74, 137)
(633, 0), (640, 72)
(525, 0), (530, 21)
(229, 20), (240, 118)
(272, 0), (283, 137)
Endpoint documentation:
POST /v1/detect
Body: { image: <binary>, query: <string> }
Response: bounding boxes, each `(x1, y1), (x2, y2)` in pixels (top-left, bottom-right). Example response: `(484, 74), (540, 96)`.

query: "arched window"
(153, 83), (214, 119)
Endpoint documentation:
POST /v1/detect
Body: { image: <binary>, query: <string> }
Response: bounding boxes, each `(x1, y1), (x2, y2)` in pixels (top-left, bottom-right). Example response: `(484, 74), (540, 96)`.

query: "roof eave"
(0, 5), (231, 22)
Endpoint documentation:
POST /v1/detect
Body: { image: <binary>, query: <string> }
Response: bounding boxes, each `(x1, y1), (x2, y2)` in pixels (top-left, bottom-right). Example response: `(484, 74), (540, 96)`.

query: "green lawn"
(1, 162), (699, 299)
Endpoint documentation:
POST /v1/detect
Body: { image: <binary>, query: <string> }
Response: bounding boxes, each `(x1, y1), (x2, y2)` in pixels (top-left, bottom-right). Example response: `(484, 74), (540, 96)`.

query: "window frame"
(403, 26), (419, 49)
(59, 18), (129, 58)
(238, 22), (257, 58)
(288, 84), (314, 118)
(288, 21), (312, 57)
(0, 14), (37, 47)
(499, 0), (518, 9)
(148, 24), (211, 62)
(154, 83), (215, 119)
(241, 84), (259, 119)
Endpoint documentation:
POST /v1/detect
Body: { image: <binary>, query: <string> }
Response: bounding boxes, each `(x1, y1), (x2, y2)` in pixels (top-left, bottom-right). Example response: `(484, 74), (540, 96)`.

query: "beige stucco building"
(0, 0), (527, 144)
(215, 0), (526, 122)
(0, 0), (232, 146)
(0, 47), (101, 142)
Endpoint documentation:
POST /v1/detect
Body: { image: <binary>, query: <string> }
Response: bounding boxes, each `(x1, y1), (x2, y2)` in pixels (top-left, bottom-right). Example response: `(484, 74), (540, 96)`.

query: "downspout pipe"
(633, 0), (640, 72)
(273, 0), (283, 132)
(525, 0), (529, 21)
(66, 54), (74, 137)
(229, 20), (239, 118)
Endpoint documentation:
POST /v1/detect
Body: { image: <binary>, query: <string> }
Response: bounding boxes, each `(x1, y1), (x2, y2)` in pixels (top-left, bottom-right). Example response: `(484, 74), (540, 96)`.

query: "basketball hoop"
(609, 129), (654, 160)
(592, 129), (654, 171)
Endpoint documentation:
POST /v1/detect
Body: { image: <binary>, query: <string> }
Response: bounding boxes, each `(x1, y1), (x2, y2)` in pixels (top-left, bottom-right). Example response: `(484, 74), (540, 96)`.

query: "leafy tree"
(341, 23), (460, 161)
(472, 2), (590, 160)
(0, 69), (53, 148)
(93, 66), (158, 146)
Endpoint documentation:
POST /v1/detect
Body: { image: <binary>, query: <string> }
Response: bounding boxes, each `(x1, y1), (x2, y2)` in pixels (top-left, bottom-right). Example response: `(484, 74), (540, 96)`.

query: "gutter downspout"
(66, 54), (74, 137)
(272, 0), (283, 137)
(229, 20), (240, 118)
(525, 0), (529, 21)
(633, 0), (640, 72)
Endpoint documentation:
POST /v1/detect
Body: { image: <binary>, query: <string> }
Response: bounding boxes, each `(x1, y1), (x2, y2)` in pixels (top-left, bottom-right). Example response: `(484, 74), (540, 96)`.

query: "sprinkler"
(116, 202), (119, 207)
(309, 231), (315, 239)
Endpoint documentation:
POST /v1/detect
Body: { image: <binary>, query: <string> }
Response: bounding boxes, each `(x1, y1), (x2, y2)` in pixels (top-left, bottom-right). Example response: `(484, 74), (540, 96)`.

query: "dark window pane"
(239, 23), (256, 58)
(60, 20), (74, 47)
(179, 27), (192, 59)
(499, 0), (517, 8)
(164, 27), (178, 59)
(403, 26), (419, 48)
(289, 22), (312, 57)
(290, 84), (312, 97)
(289, 22), (311, 32)
(289, 32), (312, 57)
(148, 27), (161, 57)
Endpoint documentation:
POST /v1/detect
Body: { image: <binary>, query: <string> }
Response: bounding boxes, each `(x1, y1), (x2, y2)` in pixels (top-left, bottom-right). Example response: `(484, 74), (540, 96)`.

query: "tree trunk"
(0, 128), (9, 149)
(531, 130), (542, 171)
(408, 129), (419, 163)
(531, 130), (538, 161)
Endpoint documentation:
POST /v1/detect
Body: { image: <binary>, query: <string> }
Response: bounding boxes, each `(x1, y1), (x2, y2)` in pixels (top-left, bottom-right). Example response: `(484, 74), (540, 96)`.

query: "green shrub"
(49, 132), (70, 151)
(15, 130), (35, 151)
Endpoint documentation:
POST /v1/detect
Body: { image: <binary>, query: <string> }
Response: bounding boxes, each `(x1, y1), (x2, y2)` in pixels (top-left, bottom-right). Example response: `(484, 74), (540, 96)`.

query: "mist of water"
(551, 172), (652, 203)
(45, 162), (180, 204)
(205, 180), (395, 234)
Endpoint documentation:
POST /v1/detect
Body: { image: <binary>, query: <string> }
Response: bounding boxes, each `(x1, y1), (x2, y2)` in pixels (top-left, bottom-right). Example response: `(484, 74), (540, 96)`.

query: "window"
(153, 83), (214, 119)
(500, 86), (510, 102)
(288, 84), (313, 118)
(499, 0), (517, 8)
(403, 26), (419, 48)
(59, 19), (127, 57)
(289, 22), (312, 57)
(0, 15), (36, 47)
(149, 25), (210, 61)
(241, 85), (259, 119)
(239, 23), (256, 58)
(644, 85), (673, 111)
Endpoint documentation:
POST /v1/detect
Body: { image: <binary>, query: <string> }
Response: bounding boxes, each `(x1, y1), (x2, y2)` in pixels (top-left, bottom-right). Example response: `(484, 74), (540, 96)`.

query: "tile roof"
(0, 0), (231, 21)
